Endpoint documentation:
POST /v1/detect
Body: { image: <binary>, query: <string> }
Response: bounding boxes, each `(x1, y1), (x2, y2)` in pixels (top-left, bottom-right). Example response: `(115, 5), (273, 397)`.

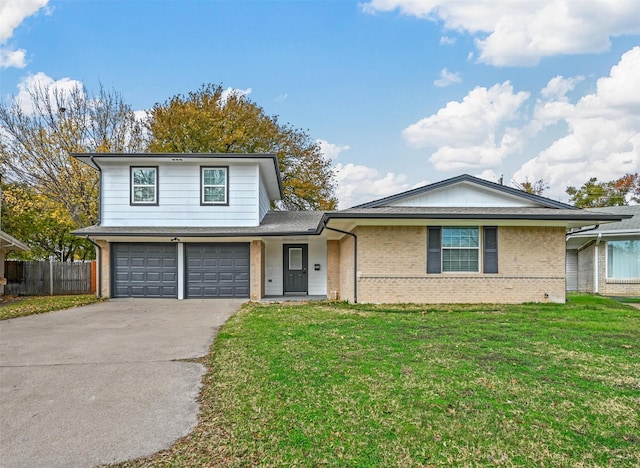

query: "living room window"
(201, 167), (228, 205)
(130, 167), (158, 205)
(428, 226), (498, 274)
(607, 240), (640, 279)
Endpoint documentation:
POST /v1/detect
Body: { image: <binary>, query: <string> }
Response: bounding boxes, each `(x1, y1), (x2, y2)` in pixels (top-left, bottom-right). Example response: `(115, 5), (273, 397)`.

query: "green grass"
(0, 294), (101, 320)
(123, 294), (639, 467)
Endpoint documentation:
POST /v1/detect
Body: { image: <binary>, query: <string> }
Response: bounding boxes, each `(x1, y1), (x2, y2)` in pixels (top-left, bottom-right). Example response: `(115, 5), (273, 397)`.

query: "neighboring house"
(566, 206), (639, 297)
(72, 153), (626, 303)
(0, 174), (30, 296)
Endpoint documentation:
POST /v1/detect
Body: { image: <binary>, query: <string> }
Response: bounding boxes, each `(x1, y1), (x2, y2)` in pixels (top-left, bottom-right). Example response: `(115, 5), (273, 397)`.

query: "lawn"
(125, 294), (639, 467)
(0, 294), (101, 320)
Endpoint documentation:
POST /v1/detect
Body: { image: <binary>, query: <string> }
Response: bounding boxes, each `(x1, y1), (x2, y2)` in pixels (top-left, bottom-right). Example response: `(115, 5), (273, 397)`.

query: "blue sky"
(1, 0), (639, 207)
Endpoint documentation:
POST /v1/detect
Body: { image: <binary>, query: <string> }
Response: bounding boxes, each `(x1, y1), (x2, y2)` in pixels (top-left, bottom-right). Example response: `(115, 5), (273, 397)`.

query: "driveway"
(0, 298), (242, 468)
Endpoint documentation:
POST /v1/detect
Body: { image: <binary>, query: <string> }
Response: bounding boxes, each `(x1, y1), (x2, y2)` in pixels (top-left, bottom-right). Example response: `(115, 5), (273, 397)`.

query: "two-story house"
(72, 153), (626, 303)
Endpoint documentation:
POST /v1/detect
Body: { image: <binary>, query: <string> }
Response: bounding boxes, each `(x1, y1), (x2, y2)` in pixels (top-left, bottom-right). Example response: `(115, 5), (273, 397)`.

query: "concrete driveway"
(0, 298), (242, 468)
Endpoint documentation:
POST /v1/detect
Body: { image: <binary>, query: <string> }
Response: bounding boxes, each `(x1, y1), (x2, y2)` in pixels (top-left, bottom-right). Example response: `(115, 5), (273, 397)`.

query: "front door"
(284, 244), (308, 294)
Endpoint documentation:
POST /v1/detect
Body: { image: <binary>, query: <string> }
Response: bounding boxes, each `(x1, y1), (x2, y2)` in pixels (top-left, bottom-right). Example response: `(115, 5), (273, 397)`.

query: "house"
(0, 174), (29, 296)
(566, 206), (639, 297)
(71, 153), (627, 304)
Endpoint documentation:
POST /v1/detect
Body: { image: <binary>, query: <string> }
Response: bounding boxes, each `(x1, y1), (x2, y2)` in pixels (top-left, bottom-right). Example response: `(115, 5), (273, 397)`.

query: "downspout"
(594, 233), (602, 294)
(84, 236), (102, 298)
(323, 224), (358, 304)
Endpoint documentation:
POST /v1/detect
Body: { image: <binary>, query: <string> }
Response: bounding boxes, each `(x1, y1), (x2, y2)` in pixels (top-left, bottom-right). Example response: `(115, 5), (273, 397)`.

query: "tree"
(0, 82), (146, 227)
(146, 83), (337, 210)
(1, 182), (94, 261)
(566, 173), (640, 208)
(512, 178), (549, 196)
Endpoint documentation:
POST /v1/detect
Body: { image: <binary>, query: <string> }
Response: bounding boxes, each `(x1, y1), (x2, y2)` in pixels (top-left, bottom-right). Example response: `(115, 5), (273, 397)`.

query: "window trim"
(441, 226), (480, 273)
(200, 166), (229, 206)
(130, 166), (159, 206)
(605, 239), (640, 280)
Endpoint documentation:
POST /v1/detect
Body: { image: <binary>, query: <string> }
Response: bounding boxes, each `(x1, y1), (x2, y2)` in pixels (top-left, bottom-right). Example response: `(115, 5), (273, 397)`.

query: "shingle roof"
(72, 211), (325, 237)
(329, 206), (627, 221)
(581, 206), (640, 233)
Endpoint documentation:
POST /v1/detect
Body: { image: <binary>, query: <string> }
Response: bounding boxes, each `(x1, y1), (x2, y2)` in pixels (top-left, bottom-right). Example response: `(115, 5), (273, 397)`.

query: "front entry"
(283, 244), (308, 294)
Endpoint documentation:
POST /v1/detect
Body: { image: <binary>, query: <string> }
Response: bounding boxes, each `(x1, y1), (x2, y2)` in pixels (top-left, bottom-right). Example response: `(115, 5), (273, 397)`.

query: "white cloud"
(219, 86), (252, 105)
(433, 68), (461, 87)
(439, 35), (456, 45)
(333, 162), (427, 208)
(475, 169), (504, 184)
(274, 93), (288, 102)
(403, 81), (529, 170)
(0, 47), (25, 68)
(14, 72), (83, 114)
(0, 0), (49, 69)
(317, 139), (350, 161)
(361, 0), (640, 66)
(513, 46), (640, 199)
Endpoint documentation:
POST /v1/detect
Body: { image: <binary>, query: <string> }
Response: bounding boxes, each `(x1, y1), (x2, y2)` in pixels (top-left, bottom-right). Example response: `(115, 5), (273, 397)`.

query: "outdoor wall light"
(170, 237), (180, 242)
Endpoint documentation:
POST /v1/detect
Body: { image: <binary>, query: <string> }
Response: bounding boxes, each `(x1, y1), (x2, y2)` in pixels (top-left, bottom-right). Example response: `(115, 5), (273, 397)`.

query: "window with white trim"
(442, 227), (479, 272)
(131, 167), (158, 205)
(607, 240), (640, 279)
(201, 167), (228, 205)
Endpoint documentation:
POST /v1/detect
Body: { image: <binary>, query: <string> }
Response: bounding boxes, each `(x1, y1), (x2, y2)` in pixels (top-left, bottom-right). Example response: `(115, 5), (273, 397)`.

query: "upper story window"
(131, 167), (158, 205)
(428, 226), (498, 274)
(201, 167), (228, 205)
(607, 240), (640, 279)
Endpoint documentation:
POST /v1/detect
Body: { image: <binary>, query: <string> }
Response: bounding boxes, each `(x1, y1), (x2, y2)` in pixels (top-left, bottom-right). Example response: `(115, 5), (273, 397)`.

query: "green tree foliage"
(0, 82), (146, 227)
(566, 173), (640, 208)
(146, 84), (337, 210)
(1, 182), (94, 261)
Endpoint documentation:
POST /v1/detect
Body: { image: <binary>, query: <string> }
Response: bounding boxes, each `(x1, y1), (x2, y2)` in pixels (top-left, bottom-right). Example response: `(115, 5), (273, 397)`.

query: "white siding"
(264, 238), (327, 296)
(391, 183), (540, 208)
(258, 173), (270, 221)
(101, 161), (261, 227)
(566, 249), (578, 291)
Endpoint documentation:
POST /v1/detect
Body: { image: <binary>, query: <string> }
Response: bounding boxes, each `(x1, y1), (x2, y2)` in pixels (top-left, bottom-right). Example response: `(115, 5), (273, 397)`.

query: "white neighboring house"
(566, 206), (640, 297)
(72, 153), (626, 303)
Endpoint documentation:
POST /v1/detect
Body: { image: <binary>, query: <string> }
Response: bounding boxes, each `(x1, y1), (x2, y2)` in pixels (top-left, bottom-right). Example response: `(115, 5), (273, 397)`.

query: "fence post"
(49, 258), (54, 296)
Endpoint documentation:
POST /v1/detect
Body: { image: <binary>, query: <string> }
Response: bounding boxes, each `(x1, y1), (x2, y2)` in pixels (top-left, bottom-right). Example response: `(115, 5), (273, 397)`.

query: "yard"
(0, 295), (100, 320)
(117, 294), (640, 467)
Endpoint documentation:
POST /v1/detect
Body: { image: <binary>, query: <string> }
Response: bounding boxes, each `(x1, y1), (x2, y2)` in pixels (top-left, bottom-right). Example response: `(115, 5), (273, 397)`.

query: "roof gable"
(353, 174), (576, 210)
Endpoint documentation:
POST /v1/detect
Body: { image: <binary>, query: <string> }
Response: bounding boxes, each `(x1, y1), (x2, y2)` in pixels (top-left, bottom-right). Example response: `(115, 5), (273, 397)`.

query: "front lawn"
(0, 294), (101, 320)
(126, 294), (639, 467)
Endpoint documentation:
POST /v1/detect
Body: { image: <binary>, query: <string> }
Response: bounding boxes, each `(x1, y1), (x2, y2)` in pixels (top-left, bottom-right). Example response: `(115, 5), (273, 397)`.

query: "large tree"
(513, 178), (549, 196)
(0, 82), (146, 227)
(566, 173), (640, 208)
(146, 84), (337, 210)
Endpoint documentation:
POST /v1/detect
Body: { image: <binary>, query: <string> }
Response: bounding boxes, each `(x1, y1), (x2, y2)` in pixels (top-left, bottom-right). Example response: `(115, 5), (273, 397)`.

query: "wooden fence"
(3, 260), (96, 296)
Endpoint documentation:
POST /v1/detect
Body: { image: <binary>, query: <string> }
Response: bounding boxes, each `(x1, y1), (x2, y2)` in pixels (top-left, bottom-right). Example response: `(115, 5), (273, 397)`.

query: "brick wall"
(599, 241), (640, 296)
(326, 240), (341, 300)
(339, 233), (355, 302)
(351, 225), (566, 304)
(250, 240), (265, 301)
(97, 240), (111, 298)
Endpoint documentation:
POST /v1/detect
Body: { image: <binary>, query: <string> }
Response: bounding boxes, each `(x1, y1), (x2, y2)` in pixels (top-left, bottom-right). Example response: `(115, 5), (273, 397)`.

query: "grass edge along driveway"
(121, 295), (638, 466)
(0, 295), (101, 321)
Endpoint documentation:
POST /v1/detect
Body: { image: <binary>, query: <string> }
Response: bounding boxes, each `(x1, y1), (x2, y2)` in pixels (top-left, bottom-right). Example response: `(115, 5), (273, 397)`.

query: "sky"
(1, 0), (639, 208)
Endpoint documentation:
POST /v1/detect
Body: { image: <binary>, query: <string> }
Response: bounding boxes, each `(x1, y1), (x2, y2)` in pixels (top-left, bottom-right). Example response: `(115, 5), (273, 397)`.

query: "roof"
(73, 211), (325, 237)
(0, 230), (29, 252)
(70, 152), (284, 200)
(352, 174), (577, 210)
(568, 205), (640, 237)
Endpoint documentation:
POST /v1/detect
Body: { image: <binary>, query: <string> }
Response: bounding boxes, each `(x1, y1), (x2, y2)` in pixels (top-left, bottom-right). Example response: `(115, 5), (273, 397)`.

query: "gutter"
(323, 223), (357, 304)
(594, 233), (602, 294)
(566, 224), (599, 241)
(84, 236), (102, 298)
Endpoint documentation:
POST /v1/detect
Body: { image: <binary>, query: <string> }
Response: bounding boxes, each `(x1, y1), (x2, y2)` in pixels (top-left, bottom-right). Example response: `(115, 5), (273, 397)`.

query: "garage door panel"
(112, 243), (177, 298)
(185, 243), (249, 298)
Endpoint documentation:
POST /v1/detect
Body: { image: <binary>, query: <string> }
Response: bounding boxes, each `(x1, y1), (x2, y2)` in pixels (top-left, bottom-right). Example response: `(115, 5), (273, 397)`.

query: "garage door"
(112, 243), (178, 298)
(186, 243), (250, 298)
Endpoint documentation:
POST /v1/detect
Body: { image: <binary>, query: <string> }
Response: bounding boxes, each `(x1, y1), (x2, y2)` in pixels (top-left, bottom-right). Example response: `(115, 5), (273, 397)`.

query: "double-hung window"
(607, 240), (640, 279)
(428, 226), (498, 274)
(131, 167), (158, 205)
(201, 167), (228, 205)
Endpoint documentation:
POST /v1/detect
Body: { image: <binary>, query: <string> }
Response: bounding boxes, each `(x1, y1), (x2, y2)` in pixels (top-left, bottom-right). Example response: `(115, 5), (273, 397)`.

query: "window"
(607, 240), (640, 279)
(131, 167), (158, 205)
(442, 227), (479, 272)
(427, 226), (498, 274)
(201, 167), (228, 205)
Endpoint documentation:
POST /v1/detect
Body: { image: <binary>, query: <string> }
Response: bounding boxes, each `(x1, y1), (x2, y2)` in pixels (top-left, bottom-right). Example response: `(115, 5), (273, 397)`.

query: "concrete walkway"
(0, 298), (242, 468)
